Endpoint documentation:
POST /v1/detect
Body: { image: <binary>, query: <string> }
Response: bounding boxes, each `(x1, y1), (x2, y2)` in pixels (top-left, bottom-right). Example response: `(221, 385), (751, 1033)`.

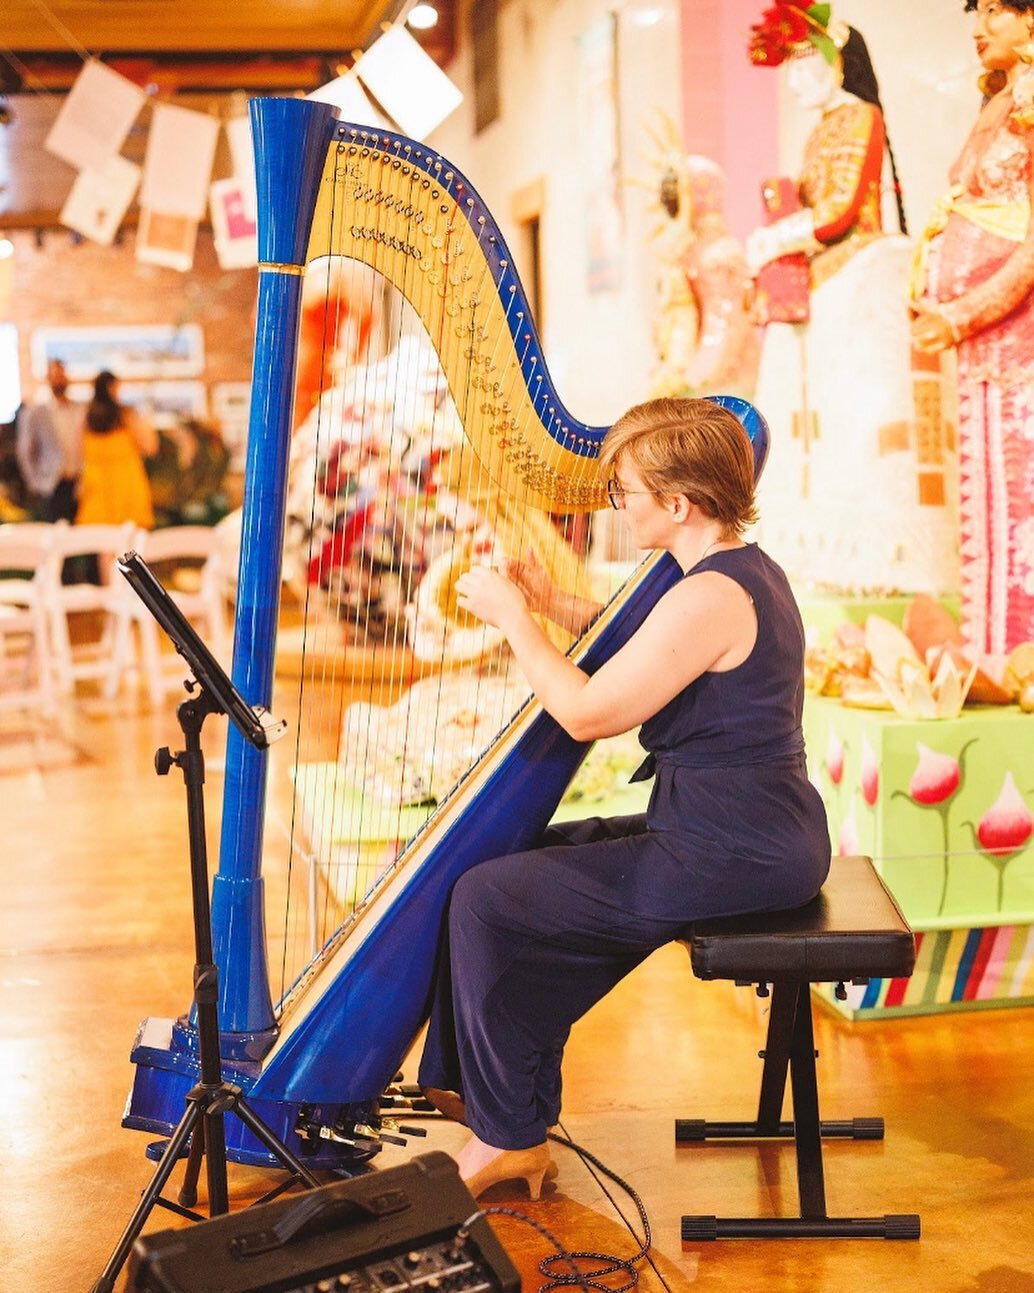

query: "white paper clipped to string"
(140, 103), (220, 221)
(355, 26), (462, 141)
(45, 60), (146, 172)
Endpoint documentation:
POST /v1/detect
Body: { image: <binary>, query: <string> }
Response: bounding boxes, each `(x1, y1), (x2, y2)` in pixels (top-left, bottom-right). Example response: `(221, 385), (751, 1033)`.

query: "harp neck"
(304, 122), (609, 512)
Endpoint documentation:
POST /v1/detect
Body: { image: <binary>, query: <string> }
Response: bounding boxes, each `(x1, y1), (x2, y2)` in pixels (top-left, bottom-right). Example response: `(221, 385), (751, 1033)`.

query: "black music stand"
(91, 552), (321, 1293)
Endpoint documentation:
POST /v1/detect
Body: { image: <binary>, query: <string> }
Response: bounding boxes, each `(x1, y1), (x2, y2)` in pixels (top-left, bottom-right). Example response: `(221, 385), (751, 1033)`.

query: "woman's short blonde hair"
(599, 397), (758, 536)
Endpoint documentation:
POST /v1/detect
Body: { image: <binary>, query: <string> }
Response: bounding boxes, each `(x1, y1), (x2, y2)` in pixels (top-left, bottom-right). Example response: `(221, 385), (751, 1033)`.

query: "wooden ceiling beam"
(3, 0), (397, 54)
(4, 52), (334, 93)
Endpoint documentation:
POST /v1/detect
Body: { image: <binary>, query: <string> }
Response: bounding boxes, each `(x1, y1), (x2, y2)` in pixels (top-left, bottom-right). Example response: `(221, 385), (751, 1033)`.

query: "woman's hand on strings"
(504, 548), (602, 636)
(503, 547), (554, 615)
(455, 564), (529, 632)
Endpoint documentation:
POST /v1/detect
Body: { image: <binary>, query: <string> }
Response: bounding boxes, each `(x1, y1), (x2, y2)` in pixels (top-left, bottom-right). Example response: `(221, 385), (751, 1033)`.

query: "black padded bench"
(678, 854), (921, 1241)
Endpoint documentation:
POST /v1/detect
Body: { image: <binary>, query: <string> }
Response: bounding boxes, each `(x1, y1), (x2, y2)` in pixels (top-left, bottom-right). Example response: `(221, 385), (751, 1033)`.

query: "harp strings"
(273, 136), (602, 1010)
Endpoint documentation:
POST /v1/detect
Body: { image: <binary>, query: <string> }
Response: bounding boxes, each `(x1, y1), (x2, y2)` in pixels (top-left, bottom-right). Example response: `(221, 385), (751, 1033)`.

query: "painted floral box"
(803, 695), (1034, 1017)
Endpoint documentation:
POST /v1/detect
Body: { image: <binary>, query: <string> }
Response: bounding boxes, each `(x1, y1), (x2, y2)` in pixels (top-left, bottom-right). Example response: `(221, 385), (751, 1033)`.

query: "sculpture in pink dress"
(650, 155), (759, 400)
(912, 0), (1034, 656)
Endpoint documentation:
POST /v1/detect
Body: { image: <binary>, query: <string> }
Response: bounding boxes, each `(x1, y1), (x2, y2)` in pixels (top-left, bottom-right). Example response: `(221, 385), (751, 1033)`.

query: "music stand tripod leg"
(178, 1111), (205, 1208)
(90, 1097), (204, 1293)
(91, 687), (319, 1293)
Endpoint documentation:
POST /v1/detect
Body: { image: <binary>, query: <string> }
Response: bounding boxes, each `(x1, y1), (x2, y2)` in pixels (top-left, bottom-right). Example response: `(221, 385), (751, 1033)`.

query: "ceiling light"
(407, 3), (439, 31)
(0, 239), (13, 259)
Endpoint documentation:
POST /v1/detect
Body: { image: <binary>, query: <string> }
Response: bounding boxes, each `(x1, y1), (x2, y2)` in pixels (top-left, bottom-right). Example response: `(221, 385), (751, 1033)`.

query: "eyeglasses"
(606, 478), (653, 510)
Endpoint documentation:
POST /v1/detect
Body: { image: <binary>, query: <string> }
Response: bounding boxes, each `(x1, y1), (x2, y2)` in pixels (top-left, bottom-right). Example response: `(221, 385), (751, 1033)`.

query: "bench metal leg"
(677, 981), (920, 1242)
(788, 980), (825, 1217)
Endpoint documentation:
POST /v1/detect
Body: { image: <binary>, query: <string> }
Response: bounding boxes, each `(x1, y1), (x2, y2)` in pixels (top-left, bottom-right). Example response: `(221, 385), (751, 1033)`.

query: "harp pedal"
(379, 1117), (429, 1142)
(296, 1110), (427, 1153)
(381, 1082), (436, 1114)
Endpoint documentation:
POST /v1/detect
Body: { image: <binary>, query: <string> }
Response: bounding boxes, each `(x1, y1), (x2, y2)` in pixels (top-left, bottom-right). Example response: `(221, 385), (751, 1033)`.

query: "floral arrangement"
(748, 1), (840, 67)
(804, 596), (1034, 719)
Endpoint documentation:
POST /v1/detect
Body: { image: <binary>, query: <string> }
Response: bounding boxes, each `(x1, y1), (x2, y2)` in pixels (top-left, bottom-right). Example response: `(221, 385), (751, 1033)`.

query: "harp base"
(124, 1017), (382, 1171)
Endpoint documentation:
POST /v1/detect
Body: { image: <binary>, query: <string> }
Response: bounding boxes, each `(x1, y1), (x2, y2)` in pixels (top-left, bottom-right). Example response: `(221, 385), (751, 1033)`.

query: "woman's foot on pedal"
(421, 1086), (468, 1124)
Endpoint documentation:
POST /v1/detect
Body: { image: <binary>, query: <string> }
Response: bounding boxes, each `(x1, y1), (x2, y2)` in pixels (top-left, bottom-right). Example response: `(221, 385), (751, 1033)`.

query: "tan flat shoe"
(462, 1144), (556, 1201)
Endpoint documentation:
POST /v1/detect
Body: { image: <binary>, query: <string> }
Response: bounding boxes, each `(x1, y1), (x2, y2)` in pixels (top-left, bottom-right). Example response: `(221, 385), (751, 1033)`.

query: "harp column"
(211, 97), (336, 1056)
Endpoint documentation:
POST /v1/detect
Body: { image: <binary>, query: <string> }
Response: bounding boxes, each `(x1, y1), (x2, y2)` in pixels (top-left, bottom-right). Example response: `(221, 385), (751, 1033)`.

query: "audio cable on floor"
(456, 1128), (652, 1293)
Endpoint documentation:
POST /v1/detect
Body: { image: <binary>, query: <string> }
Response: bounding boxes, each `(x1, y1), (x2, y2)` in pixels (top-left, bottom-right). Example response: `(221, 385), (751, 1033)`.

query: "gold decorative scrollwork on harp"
(306, 135), (608, 513)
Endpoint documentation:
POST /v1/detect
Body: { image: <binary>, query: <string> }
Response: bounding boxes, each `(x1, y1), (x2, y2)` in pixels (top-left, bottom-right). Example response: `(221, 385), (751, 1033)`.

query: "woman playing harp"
(124, 102), (801, 1172)
(418, 397), (831, 1198)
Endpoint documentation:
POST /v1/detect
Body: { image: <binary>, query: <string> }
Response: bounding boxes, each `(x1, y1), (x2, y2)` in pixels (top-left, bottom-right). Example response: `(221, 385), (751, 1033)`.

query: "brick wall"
(8, 227), (257, 411)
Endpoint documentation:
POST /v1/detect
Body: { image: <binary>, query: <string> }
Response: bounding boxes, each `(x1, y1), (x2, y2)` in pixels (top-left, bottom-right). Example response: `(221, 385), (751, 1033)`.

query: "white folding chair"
(130, 525), (232, 706)
(210, 509), (241, 603)
(0, 524), (57, 717)
(43, 520), (138, 697)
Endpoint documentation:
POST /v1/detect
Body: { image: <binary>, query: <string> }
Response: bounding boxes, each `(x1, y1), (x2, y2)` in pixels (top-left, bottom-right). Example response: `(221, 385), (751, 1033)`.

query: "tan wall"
(431, 0), (684, 427)
(7, 228), (256, 412)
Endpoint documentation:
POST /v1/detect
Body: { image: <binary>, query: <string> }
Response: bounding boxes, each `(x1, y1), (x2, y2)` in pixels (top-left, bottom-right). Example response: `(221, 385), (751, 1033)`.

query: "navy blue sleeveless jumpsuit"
(418, 544), (830, 1150)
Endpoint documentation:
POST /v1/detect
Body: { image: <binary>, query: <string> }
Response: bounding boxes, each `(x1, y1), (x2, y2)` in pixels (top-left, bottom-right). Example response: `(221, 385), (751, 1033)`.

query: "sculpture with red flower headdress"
(745, 5), (958, 598)
(748, 2), (841, 68)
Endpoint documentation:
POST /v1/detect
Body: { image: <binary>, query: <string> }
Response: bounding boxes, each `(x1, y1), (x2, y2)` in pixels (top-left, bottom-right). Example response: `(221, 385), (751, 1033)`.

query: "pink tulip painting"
(908, 743), (960, 805)
(895, 739), (976, 918)
(976, 773), (1034, 856)
(826, 727), (844, 787)
(838, 801), (859, 857)
(968, 772), (1034, 912)
(861, 736), (879, 807)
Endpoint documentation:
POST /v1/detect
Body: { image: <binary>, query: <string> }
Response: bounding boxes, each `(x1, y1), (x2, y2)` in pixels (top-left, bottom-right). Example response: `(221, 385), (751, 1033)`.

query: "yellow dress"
(77, 428), (154, 529)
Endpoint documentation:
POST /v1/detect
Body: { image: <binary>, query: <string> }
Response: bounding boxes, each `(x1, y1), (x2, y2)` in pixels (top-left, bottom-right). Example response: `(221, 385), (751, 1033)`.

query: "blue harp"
(124, 97), (769, 1164)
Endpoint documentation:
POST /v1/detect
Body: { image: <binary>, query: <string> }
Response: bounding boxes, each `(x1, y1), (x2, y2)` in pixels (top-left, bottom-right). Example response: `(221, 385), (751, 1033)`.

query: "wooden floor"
(2, 681), (1033, 1292)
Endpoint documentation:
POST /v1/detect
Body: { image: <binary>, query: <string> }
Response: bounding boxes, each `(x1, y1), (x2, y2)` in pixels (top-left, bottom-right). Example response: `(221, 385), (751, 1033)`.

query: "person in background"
(418, 397), (830, 1199)
(77, 370), (157, 531)
(15, 358), (84, 521)
(910, 0), (1034, 658)
(0, 400), (28, 518)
